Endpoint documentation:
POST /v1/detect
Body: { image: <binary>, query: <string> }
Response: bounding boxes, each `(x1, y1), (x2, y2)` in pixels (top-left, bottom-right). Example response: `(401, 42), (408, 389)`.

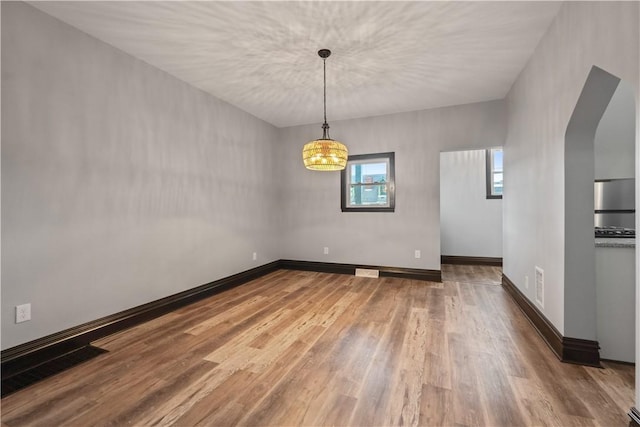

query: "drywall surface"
(503, 1), (639, 338)
(440, 150), (502, 258)
(594, 80), (636, 180)
(277, 100), (507, 270)
(1, 2), (279, 349)
(596, 246), (635, 363)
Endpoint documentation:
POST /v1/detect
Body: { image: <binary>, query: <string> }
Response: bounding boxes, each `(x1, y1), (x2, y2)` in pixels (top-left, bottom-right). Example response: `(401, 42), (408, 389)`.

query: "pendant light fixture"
(302, 49), (348, 171)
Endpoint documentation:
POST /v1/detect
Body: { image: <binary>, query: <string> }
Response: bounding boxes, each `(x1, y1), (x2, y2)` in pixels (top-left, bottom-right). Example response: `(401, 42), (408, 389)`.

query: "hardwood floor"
(1, 266), (634, 426)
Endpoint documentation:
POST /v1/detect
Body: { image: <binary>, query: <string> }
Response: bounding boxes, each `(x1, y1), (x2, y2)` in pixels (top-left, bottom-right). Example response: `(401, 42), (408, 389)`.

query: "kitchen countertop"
(595, 237), (636, 248)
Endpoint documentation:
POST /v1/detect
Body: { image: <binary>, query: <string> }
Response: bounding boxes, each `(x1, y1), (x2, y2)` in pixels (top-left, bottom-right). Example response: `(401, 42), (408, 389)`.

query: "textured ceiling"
(30, 1), (562, 128)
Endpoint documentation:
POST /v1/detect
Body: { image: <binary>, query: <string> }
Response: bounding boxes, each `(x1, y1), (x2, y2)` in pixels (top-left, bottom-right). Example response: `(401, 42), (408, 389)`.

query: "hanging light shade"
(302, 138), (348, 171)
(302, 49), (348, 171)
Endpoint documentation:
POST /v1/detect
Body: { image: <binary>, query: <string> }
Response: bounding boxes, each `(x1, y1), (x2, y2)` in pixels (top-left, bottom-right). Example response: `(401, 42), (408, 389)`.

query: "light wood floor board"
(1, 266), (634, 426)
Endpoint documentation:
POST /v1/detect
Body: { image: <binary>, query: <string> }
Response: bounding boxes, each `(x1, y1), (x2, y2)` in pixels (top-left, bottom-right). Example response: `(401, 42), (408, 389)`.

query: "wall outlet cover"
(16, 303), (31, 323)
(414, 250), (421, 259)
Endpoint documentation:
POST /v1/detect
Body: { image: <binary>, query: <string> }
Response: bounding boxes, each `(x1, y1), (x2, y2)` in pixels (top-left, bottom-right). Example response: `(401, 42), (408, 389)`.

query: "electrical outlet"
(252, 252), (257, 261)
(16, 303), (31, 323)
(525, 275), (529, 289)
(323, 247), (329, 255)
(535, 266), (544, 308)
(414, 250), (421, 259)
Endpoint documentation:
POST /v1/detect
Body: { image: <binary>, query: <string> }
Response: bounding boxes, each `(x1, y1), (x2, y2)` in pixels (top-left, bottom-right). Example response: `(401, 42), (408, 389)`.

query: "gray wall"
(440, 150), (503, 258)
(595, 80), (636, 180)
(596, 246), (635, 363)
(503, 1), (639, 338)
(1, 2), (280, 350)
(277, 101), (507, 270)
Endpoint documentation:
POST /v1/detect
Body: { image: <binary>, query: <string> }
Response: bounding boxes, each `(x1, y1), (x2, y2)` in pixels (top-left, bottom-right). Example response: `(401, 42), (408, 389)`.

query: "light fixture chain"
(322, 57), (331, 140)
(323, 58), (327, 125)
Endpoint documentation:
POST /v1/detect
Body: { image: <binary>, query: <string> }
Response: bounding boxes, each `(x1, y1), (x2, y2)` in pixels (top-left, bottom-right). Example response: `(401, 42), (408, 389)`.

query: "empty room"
(2, 1), (639, 426)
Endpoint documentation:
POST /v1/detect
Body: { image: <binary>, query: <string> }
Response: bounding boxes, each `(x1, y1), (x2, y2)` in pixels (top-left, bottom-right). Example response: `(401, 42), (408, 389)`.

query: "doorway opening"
(564, 66), (636, 365)
(439, 148), (503, 284)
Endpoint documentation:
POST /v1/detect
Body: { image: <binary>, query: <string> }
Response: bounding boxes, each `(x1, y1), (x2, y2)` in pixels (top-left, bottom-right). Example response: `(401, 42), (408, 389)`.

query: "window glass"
(486, 148), (503, 199)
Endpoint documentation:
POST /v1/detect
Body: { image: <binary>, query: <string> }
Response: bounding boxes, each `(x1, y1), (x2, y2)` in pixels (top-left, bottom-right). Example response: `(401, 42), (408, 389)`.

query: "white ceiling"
(30, 1), (562, 128)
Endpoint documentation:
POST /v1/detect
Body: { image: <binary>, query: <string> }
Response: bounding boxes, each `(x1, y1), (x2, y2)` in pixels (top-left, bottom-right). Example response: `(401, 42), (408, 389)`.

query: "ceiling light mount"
(302, 48), (348, 171)
(318, 49), (331, 59)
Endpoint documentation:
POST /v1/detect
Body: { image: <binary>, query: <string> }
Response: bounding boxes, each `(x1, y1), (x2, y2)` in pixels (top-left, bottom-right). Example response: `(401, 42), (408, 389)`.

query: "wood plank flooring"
(1, 266), (635, 426)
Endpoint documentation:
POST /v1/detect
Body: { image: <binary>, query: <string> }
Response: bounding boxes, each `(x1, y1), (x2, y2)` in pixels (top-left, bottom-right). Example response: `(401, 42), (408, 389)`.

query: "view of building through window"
(350, 162), (388, 206)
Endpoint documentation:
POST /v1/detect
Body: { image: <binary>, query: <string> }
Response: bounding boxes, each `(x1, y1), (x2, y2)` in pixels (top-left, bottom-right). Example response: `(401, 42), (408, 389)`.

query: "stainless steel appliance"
(595, 226), (635, 238)
(594, 178), (635, 229)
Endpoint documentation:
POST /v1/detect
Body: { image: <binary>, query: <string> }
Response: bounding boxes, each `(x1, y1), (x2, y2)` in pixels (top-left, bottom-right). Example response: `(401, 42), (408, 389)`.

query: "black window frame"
(341, 152), (395, 213)
(486, 147), (503, 199)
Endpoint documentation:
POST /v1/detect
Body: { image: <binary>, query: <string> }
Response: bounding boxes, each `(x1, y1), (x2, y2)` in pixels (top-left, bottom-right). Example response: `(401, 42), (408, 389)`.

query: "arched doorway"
(564, 66), (636, 365)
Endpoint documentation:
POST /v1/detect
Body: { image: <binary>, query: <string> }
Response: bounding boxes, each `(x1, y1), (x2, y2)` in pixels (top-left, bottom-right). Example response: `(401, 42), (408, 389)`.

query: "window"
(341, 152), (395, 212)
(486, 147), (503, 199)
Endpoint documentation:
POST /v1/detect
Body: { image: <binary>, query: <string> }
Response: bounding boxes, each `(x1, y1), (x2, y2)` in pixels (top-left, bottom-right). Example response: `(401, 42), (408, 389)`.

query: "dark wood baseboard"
(601, 358), (635, 366)
(629, 407), (640, 425)
(441, 255), (503, 266)
(2, 345), (108, 397)
(562, 337), (601, 367)
(1, 259), (440, 383)
(1, 261), (281, 381)
(279, 259), (442, 282)
(501, 274), (600, 367)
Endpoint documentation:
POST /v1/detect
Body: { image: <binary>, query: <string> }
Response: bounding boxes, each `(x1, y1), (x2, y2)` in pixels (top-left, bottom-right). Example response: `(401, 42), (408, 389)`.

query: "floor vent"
(1, 345), (108, 397)
(355, 268), (379, 278)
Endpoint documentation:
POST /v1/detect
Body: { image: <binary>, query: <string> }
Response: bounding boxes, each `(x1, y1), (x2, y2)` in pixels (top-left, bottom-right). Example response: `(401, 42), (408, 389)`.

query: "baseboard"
(441, 255), (503, 266)
(279, 259), (442, 282)
(1, 260), (281, 381)
(501, 274), (600, 367)
(2, 345), (108, 397)
(629, 407), (640, 425)
(600, 358), (635, 366)
(561, 337), (601, 367)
